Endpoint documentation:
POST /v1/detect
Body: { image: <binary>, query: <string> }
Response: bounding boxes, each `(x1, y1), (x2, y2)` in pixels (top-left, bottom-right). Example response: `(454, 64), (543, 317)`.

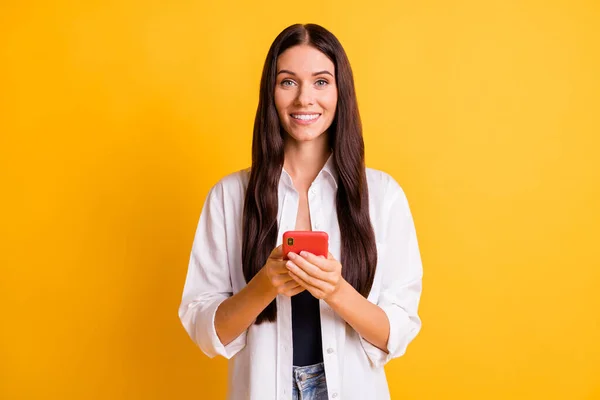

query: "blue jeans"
(292, 362), (328, 400)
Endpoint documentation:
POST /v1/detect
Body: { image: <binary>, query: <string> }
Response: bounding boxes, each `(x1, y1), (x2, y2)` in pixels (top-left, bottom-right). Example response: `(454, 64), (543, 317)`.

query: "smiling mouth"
(290, 113), (321, 122)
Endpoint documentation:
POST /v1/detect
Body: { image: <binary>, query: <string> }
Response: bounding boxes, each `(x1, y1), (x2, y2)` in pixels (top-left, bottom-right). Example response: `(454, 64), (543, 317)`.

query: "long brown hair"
(242, 23), (377, 324)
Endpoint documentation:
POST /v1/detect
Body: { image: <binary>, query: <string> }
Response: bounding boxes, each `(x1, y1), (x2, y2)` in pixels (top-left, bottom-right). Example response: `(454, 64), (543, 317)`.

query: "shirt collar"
(321, 153), (338, 189)
(280, 153), (338, 190)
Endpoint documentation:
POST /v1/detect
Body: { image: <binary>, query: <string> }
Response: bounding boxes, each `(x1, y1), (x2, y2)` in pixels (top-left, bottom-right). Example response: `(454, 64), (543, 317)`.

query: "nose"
(294, 84), (314, 107)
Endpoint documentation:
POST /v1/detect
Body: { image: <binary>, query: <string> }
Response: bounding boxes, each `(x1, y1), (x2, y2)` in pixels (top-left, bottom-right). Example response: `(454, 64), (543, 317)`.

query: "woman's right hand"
(261, 245), (305, 297)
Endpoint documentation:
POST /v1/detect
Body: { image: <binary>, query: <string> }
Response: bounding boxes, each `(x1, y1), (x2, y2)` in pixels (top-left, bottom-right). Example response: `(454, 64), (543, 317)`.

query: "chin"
(285, 125), (329, 143)
(288, 131), (325, 142)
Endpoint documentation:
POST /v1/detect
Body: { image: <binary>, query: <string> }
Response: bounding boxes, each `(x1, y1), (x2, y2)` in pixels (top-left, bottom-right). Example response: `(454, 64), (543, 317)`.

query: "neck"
(283, 133), (331, 190)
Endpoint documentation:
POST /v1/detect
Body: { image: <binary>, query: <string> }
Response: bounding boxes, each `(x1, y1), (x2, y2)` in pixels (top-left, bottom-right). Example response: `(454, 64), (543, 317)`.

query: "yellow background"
(1, 0), (599, 399)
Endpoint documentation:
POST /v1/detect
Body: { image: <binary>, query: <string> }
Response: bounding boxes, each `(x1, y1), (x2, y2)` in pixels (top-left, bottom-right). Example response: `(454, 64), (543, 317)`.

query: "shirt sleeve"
(359, 177), (423, 368)
(178, 180), (247, 359)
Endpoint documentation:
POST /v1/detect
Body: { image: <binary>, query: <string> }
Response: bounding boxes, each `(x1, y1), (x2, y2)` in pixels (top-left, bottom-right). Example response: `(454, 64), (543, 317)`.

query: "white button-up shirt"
(178, 156), (423, 400)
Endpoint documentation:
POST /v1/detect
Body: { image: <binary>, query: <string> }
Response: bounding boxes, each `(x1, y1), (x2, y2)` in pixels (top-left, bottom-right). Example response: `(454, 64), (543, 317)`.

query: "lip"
(290, 112), (321, 125)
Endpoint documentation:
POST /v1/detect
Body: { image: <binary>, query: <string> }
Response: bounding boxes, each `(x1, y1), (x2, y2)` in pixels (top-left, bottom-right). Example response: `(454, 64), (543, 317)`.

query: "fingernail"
(286, 261), (294, 269)
(300, 251), (308, 257)
(288, 252), (296, 260)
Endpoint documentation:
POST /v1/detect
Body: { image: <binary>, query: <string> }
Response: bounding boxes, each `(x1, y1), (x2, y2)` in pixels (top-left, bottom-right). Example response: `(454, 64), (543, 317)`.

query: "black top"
(291, 290), (324, 366)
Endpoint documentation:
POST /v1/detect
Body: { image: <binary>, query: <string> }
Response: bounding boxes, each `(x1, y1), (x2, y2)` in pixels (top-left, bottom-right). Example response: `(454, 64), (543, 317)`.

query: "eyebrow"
(277, 69), (334, 77)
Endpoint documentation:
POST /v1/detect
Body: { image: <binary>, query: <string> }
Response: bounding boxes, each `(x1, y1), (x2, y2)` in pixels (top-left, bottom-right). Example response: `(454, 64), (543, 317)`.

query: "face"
(274, 45), (338, 143)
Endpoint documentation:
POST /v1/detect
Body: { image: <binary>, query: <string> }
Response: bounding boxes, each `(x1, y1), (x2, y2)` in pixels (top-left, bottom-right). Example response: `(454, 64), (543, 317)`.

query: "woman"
(179, 23), (423, 400)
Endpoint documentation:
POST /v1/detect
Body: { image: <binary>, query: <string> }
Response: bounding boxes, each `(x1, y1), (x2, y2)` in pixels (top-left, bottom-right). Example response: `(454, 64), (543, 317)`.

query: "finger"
(285, 255), (329, 281)
(288, 270), (324, 298)
(303, 251), (335, 271)
(271, 260), (291, 274)
(286, 261), (328, 292)
(279, 279), (303, 294)
(290, 251), (335, 273)
(272, 273), (296, 290)
(281, 277), (306, 297)
(285, 285), (306, 297)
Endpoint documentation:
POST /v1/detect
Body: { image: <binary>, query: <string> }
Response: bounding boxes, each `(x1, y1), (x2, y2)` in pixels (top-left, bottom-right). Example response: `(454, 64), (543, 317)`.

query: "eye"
(281, 79), (296, 87)
(315, 79), (329, 87)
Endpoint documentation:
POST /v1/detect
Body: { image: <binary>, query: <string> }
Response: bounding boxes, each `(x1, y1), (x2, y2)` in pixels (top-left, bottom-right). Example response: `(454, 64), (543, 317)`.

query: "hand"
(285, 251), (345, 302)
(261, 245), (306, 298)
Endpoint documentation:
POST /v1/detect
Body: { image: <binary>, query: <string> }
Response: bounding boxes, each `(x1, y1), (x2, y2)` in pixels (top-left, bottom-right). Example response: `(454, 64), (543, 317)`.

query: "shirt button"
(332, 393), (338, 398)
(309, 188), (316, 195)
(327, 348), (334, 354)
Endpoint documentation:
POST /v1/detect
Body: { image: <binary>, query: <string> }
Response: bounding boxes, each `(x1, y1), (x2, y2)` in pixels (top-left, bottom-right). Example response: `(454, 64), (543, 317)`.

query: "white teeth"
(291, 114), (319, 121)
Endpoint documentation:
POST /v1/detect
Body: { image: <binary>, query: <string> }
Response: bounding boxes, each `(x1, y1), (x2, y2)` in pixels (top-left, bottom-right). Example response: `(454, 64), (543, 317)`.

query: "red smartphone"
(282, 231), (329, 260)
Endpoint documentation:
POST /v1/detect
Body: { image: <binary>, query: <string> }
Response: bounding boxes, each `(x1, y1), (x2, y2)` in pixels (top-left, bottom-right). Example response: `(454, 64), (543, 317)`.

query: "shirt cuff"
(209, 298), (247, 359)
(358, 303), (418, 368)
(186, 296), (248, 359)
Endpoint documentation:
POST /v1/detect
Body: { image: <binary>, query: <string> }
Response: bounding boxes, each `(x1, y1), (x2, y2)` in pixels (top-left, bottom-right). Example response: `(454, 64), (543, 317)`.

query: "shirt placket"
(308, 180), (323, 231)
(309, 180), (341, 399)
(276, 185), (297, 400)
(319, 302), (342, 399)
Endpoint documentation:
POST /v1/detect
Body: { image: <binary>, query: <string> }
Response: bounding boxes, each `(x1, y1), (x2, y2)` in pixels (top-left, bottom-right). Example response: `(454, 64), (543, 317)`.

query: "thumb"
(270, 245), (283, 259)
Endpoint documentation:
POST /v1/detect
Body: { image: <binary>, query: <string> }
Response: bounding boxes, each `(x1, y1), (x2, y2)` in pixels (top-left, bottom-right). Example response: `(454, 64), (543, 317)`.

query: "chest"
(294, 191), (312, 231)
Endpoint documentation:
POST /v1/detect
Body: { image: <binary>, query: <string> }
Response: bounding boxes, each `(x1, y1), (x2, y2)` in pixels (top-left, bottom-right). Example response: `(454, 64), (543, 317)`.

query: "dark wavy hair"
(242, 23), (377, 324)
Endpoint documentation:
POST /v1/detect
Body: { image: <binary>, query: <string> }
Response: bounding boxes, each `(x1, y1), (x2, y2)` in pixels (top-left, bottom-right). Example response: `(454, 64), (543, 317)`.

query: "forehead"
(276, 44), (335, 74)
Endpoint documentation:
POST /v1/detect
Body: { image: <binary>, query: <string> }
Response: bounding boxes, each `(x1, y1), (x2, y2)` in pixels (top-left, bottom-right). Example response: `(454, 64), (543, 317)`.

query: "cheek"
(274, 89), (294, 116)
(323, 92), (338, 115)
(274, 91), (285, 117)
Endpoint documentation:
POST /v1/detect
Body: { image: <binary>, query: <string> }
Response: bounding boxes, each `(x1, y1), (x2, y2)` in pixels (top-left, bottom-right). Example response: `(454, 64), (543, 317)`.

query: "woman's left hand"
(285, 251), (345, 302)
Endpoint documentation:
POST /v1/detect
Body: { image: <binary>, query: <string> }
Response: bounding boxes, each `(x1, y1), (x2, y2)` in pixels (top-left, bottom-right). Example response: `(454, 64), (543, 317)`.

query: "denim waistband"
(292, 362), (325, 374)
